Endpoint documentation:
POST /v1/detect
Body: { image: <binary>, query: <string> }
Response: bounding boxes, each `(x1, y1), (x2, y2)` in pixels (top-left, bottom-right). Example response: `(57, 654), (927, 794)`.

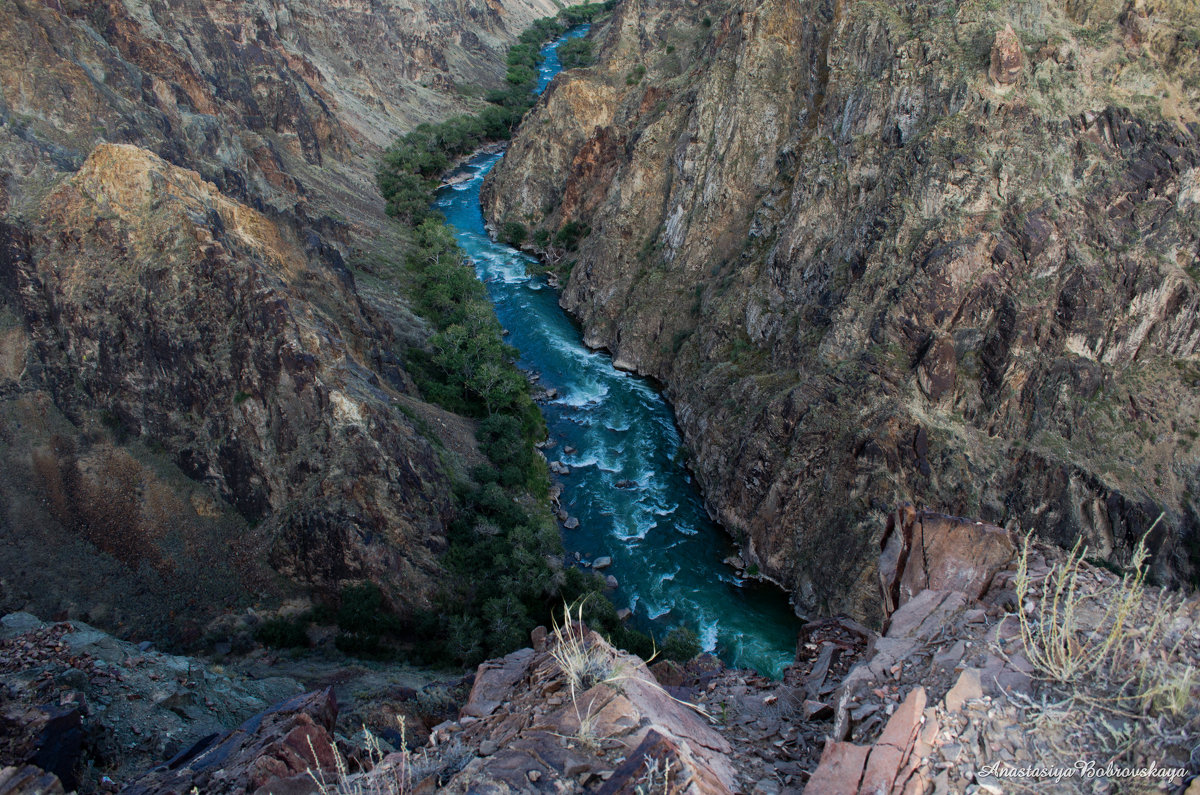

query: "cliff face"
(485, 0), (1200, 619)
(0, 0), (563, 640)
(9, 142), (455, 611)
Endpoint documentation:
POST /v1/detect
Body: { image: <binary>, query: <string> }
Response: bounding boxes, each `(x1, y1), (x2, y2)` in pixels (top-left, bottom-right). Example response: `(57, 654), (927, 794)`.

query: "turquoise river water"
(433, 28), (802, 677)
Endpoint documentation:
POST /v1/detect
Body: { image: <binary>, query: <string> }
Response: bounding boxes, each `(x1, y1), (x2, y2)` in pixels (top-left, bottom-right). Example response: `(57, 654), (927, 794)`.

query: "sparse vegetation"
(499, 219), (528, 247)
(1014, 525), (1156, 684)
(306, 719), (471, 794)
(256, 615), (309, 649)
(1007, 520), (1199, 773)
(555, 219), (592, 250)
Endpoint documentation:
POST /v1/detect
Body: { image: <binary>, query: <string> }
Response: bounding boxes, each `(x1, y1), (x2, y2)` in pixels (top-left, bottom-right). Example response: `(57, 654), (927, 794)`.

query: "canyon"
(0, 0), (1198, 790)
(484, 0), (1200, 621)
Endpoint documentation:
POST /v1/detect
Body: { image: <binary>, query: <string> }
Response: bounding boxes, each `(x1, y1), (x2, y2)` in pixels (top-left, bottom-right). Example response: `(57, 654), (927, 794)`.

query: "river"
(433, 27), (802, 678)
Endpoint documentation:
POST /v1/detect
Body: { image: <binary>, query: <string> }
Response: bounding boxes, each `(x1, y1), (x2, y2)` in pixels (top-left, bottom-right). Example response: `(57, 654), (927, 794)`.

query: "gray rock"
(0, 613), (47, 639)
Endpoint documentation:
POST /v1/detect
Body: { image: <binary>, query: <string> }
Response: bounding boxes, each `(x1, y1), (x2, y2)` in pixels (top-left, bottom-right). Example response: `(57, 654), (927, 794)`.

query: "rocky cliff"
(484, 0), (1200, 620)
(0, 0), (566, 641)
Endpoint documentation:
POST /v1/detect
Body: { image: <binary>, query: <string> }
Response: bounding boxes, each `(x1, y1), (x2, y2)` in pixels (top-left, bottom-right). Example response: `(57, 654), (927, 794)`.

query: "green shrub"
(559, 38), (594, 69)
(626, 64), (647, 85)
(500, 220), (529, 246)
(256, 616), (309, 649)
(555, 220), (592, 250)
(338, 582), (400, 636)
(662, 626), (701, 662)
(561, 0), (616, 26)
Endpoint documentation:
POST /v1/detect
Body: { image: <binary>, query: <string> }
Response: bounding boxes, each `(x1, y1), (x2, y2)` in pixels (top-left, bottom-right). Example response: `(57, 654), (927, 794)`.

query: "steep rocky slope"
(7, 143), (454, 619)
(0, 0), (566, 640)
(484, 0), (1200, 620)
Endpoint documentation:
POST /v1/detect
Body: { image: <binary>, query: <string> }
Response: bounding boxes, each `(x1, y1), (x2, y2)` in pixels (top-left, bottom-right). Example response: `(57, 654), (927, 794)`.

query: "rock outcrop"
(0, 612), (303, 786)
(123, 688), (340, 795)
(8, 143), (454, 613)
(7, 508), (1194, 792)
(429, 626), (738, 793)
(484, 0), (1200, 620)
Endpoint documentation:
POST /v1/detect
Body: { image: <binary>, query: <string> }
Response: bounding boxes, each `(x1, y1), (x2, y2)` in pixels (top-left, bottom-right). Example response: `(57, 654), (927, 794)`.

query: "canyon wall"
(485, 0), (1200, 620)
(0, 0), (565, 641)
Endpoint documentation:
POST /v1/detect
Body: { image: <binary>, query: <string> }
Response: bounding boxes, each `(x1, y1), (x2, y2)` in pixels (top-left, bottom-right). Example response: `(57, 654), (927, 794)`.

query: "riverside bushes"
(372, 0), (657, 669)
(558, 38), (594, 69)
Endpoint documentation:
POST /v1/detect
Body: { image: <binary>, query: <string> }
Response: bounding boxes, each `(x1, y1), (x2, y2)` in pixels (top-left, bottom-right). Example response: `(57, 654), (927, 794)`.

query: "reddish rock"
(944, 669), (983, 712)
(122, 689), (339, 795)
(883, 589), (966, 641)
(597, 729), (732, 795)
(989, 24), (1024, 86)
(806, 689), (928, 795)
(461, 648), (534, 719)
(804, 740), (869, 795)
(650, 659), (687, 688)
(875, 687), (927, 753)
(880, 507), (1015, 616)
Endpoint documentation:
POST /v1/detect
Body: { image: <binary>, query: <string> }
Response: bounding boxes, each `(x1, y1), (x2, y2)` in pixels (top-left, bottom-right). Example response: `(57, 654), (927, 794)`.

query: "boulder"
(988, 24), (1024, 86)
(597, 729), (732, 795)
(879, 506), (1015, 618)
(461, 648), (535, 720)
(122, 689), (340, 795)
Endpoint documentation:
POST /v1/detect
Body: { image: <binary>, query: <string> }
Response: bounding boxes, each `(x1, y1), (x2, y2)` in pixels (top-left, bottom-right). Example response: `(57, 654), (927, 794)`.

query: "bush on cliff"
(558, 38), (594, 69)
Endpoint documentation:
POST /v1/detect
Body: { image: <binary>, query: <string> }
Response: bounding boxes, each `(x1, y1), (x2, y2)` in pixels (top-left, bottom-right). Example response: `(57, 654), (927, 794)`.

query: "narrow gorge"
(437, 28), (803, 677)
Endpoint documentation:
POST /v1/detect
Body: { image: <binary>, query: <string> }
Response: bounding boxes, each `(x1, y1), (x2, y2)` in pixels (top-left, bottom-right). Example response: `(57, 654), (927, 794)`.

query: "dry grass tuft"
(303, 718), (468, 795)
(1004, 516), (1199, 781)
(635, 755), (680, 795)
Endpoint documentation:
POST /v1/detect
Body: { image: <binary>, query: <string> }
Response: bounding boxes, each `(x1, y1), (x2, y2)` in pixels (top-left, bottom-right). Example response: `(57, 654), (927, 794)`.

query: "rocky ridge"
(7, 143), (457, 618)
(8, 507), (1194, 792)
(483, 0), (1200, 621)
